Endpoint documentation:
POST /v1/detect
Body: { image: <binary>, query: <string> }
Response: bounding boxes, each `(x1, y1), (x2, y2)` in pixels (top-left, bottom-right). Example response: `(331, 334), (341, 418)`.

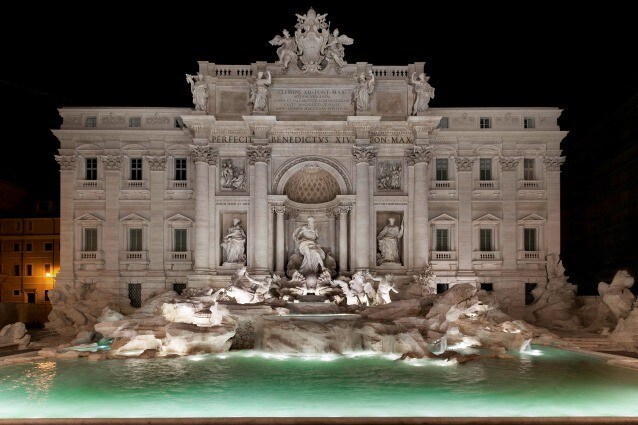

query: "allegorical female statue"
(248, 71), (272, 113)
(353, 70), (375, 112)
(292, 216), (326, 275)
(377, 217), (404, 264)
(221, 218), (246, 264)
(185, 73), (209, 112)
(410, 72), (435, 115)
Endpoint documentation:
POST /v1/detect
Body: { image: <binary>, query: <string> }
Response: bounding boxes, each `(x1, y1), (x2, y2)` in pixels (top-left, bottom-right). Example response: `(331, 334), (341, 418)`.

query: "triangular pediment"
(122, 144), (149, 153)
(430, 213), (457, 223)
(119, 213), (149, 222)
(474, 213), (501, 222)
(518, 213), (546, 223)
(166, 214), (193, 223)
(74, 213), (103, 222)
(76, 143), (103, 152)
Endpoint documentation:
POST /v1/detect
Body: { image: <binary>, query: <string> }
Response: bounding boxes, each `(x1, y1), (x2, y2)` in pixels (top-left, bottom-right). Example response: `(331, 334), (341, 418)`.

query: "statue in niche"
(248, 71), (272, 113)
(377, 217), (404, 265)
(410, 72), (435, 115)
(220, 159), (246, 191)
(290, 217), (326, 275)
(185, 73), (208, 112)
(378, 161), (402, 191)
(323, 29), (353, 69)
(221, 218), (246, 264)
(269, 29), (298, 72)
(353, 71), (375, 112)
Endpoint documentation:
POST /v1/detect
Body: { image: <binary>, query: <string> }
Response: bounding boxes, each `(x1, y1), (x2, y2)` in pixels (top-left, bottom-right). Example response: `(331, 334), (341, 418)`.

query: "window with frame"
(13, 289), (20, 297)
(13, 243), (20, 252)
(435, 158), (448, 181)
(174, 158), (187, 181)
(480, 117), (491, 129)
(83, 228), (98, 251)
(26, 264), (33, 276)
(479, 228), (493, 251)
(173, 228), (187, 252)
(15, 221), (21, 231)
(130, 158), (143, 180)
(523, 158), (535, 180)
(85, 116), (97, 127)
(524, 117), (535, 129)
(44, 264), (51, 275)
(129, 117), (141, 128)
(13, 265), (20, 276)
(129, 228), (143, 251)
(26, 221), (33, 231)
(85, 157), (98, 180)
(436, 229), (449, 251)
(25, 243), (32, 252)
(439, 117), (449, 129)
(44, 242), (53, 251)
(524, 228), (537, 251)
(479, 158), (492, 181)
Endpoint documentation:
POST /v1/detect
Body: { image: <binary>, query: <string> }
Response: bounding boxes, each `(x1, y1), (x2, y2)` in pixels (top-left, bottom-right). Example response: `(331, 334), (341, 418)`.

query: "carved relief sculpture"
(221, 218), (247, 265)
(353, 71), (375, 112)
(410, 72), (435, 115)
(220, 159), (246, 191)
(186, 73), (209, 113)
(269, 29), (298, 72)
(323, 29), (353, 69)
(377, 217), (404, 265)
(248, 71), (272, 113)
(377, 160), (402, 191)
(55, 155), (76, 170)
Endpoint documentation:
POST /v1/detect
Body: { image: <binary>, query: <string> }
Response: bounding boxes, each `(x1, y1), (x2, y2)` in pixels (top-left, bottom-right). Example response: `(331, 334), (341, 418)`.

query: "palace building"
(53, 8), (565, 316)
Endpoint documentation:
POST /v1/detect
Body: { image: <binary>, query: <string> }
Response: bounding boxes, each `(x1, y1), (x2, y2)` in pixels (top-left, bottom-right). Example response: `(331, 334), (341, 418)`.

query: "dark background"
(1, 1), (636, 292)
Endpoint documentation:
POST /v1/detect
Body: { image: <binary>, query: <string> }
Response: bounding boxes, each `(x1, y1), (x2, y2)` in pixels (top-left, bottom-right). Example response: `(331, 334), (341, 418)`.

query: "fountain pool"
(1, 346), (637, 419)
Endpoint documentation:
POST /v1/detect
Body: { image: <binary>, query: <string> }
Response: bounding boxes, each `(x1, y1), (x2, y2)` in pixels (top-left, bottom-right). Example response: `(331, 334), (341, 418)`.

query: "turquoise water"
(1, 347), (638, 418)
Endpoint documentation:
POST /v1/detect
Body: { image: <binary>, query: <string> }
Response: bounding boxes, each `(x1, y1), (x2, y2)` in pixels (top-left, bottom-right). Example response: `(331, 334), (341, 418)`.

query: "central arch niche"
(283, 165), (341, 204)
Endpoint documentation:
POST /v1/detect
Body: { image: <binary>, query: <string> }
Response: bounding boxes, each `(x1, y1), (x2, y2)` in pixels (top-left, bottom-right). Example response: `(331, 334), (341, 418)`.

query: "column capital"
(55, 155), (76, 170)
(347, 116), (381, 140)
(337, 205), (351, 215)
(499, 156), (520, 171)
(100, 155), (121, 171)
(543, 156), (565, 171)
(284, 208), (299, 220)
(146, 156), (166, 171)
(189, 146), (218, 164)
(454, 156), (475, 172)
(273, 205), (286, 215)
(352, 145), (377, 165)
(181, 115), (216, 140)
(405, 146), (432, 166)
(247, 145), (272, 165)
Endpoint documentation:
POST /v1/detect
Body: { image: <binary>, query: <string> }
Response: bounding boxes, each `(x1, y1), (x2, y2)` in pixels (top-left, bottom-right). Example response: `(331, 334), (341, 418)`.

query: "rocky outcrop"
(0, 322), (30, 349)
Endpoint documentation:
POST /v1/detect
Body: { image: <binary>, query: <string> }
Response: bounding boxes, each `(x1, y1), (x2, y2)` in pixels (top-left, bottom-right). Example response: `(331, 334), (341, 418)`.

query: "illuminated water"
(1, 347), (638, 418)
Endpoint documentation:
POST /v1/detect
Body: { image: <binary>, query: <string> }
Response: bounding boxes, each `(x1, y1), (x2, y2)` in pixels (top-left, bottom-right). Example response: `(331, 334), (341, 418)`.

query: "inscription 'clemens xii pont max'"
(270, 88), (353, 112)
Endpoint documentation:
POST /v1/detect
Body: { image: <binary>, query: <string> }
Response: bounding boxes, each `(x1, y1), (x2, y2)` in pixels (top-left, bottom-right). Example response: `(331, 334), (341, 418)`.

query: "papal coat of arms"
(269, 8), (354, 73)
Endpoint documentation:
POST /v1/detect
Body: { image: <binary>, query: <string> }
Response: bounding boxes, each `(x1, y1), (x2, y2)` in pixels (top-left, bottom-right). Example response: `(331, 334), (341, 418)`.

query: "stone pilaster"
(544, 156), (565, 257)
(207, 151), (219, 273)
(100, 155), (121, 274)
(247, 145), (272, 273)
(190, 146), (213, 272)
(274, 205), (285, 275)
(352, 145), (376, 270)
(455, 156), (475, 272)
(338, 206), (350, 274)
(147, 156), (166, 272)
(54, 155), (76, 287)
(406, 146), (432, 269)
(500, 156), (520, 270)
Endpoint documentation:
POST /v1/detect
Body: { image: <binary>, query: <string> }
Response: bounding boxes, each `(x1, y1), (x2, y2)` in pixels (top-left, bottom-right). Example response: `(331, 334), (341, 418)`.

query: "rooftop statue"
(270, 8), (354, 73)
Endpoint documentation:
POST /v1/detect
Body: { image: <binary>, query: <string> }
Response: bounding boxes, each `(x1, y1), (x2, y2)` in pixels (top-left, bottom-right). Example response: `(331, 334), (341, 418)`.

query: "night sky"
(1, 2), (636, 286)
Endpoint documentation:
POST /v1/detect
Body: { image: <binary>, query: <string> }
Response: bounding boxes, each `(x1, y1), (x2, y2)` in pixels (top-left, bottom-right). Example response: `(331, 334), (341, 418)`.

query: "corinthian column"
(190, 146), (212, 272)
(101, 155), (121, 274)
(406, 146), (432, 269)
(247, 145), (272, 273)
(274, 205), (285, 275)
(352, 145), (377, 270)
(500, 157), (519, 270)
(338, 205), (350, 273)
(146, 156), (166, 272)
(544, 156), (565, 257)
(54, 155), (76, 287)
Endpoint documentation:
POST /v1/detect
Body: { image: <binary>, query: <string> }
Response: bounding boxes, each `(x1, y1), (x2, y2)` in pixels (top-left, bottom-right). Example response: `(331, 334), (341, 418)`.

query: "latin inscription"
(270, 88), (353, 113)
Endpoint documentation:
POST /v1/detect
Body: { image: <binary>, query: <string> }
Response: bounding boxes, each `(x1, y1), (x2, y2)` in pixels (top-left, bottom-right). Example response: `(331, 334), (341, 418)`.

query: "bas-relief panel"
(376, 160), (402, 192)
(220, 159), (247, 192)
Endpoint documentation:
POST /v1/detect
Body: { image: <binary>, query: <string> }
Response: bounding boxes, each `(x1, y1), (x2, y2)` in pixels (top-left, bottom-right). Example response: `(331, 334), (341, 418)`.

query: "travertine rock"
(0, 322), (30, 349)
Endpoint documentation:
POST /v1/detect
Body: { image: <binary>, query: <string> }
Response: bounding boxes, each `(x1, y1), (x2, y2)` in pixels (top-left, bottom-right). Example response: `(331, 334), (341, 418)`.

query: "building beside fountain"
(52, 8), (565, 318)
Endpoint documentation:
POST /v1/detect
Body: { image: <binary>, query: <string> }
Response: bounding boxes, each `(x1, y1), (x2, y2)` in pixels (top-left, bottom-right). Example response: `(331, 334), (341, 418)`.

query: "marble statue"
(377, 217), (404, 264)
(185, 73), (208, 112)
(248, 71), (272, 113)
(221, 218), (246, 264)
(410, 72), (435, 115)
(220, 159), (246, 191)
(269, 29), (298, 72)
(323, 29), (353, 69)
(366, 271), (398, 305)
(349, 270), (376, 306)
(353, 71), (375, 112)
(292, 216), (326, 275)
